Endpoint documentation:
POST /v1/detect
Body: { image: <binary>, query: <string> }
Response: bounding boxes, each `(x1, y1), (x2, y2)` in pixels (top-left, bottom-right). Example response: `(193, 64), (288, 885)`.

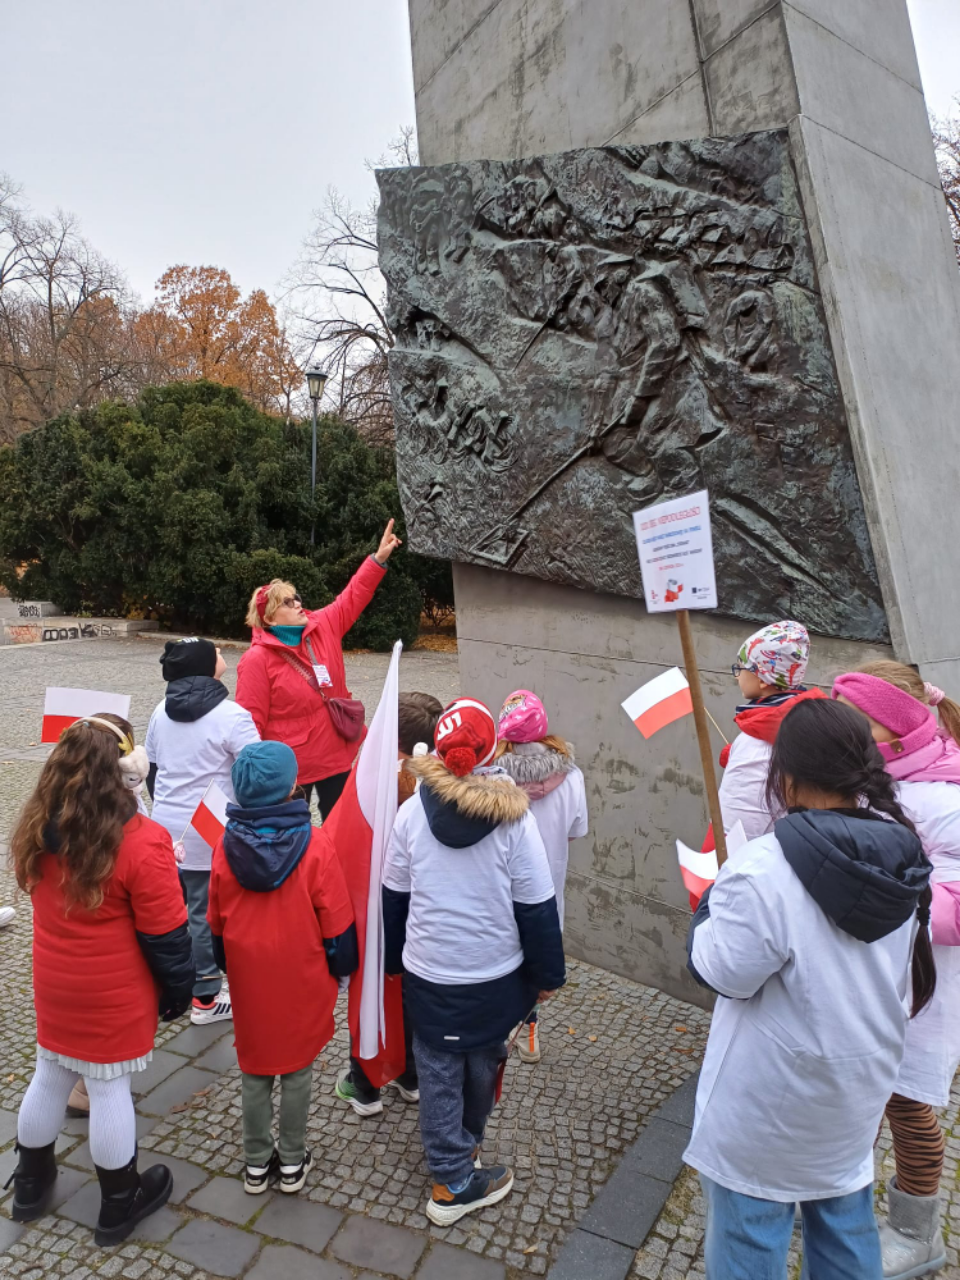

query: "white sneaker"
(190, 994), (233, 1025)
(280, 1150), (313, 1194)
(0, 907), (16, 929)
(516, 1020), (541, 1064)
(385, 1077), (420, 1104)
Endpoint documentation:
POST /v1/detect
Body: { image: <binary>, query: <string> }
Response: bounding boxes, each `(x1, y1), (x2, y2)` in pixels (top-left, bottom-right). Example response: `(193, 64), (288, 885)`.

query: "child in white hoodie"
(495, 690), (587, 1063)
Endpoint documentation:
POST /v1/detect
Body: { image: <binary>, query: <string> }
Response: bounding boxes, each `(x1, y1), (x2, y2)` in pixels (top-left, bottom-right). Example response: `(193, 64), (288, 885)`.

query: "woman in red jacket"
(236, 519), (401, 818)
(8, 715), (195, 1244)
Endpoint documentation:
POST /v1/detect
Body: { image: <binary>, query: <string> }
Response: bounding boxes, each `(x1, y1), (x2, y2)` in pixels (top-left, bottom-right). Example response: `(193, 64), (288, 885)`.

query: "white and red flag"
(677, 820), (747, 908)
(621, 667), (693, 739)
(42, 688), (131, 744)
(189, 782), (230, 848)
(323, 640), (406, 1087)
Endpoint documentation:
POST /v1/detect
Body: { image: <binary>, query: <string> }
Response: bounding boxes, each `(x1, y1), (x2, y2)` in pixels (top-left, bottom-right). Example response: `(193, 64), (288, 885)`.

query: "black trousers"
(301, 771), (350, 822)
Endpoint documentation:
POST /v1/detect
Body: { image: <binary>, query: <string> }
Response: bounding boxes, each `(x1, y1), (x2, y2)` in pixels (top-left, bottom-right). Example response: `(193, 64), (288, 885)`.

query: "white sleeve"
(718, 738), (776, 842)
(383, 810), (412, 893)
(691, 862), (790, 999)
(508, 814), (556, 905)
(227, 703), (261, 759)
(144, 708), (159, 762)
(568, 768), (589, 840)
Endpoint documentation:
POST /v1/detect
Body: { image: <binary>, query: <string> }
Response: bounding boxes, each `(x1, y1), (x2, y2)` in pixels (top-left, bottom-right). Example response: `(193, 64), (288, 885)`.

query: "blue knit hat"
(232, 742), (298, 808)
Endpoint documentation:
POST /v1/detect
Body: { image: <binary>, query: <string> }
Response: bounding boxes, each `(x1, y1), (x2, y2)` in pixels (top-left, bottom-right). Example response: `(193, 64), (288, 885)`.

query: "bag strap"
(277, 648), (323, 696)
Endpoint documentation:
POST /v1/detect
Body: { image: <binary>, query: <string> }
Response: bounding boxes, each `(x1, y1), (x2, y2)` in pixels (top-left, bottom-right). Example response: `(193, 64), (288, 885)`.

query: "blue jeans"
(180, 870), (221, 1001)
(701, 1176), (882, 1280)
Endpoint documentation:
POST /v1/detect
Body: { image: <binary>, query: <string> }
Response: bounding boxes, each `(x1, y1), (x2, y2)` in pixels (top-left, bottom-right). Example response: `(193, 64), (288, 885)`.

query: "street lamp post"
(306, 367), (328, 546)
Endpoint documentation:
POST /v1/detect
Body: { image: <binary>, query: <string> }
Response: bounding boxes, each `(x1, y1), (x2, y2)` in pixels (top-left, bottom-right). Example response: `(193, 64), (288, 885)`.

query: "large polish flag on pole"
(323, 640), (406, 1086)
(42, 688), (131, 744)
(189, 782), (231, 848)
(621, 667), (693, 739)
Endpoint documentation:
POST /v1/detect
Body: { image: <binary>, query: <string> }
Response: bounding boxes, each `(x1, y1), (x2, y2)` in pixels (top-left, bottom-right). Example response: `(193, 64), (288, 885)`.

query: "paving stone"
(580, 1169), (670, 1250)
(136, 1068), (218, 1118)
(127, 1205), (183, 1243)
(549, 1229), (635, 1280)
(417, 1240), (506, 1278)
(130, 1052), (187, 1098)
(0, 1108), (18, 1148)
(193, 1038), (237, 1075)
(165, 1219), (259, 1277)
(329, 1215), (427, 1277)
(162, 1024), (234, 1059)
(186, 1177), (264, 1226)
(0, 1215), (24, 1252)
(654, 1074), (698, 1130)
(253, 1195), (342, 1253)
(622, 1121), (690, 1187)
(245, 1243), (351, 1280)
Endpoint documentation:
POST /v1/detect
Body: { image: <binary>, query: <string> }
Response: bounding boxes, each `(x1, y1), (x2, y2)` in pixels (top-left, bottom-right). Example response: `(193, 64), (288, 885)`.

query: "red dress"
(207, 826), (354, 1075)
(235, 556), (385, 785)
(32, 816), (186, 1065)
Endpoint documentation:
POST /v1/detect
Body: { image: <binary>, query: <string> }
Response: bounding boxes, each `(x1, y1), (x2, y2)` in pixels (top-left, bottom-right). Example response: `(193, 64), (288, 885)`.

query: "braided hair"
(766, 698), (935, 1017)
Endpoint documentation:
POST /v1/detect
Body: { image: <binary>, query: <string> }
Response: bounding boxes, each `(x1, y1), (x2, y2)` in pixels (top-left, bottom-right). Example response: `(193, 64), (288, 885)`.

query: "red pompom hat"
(434, 698), (498, 778)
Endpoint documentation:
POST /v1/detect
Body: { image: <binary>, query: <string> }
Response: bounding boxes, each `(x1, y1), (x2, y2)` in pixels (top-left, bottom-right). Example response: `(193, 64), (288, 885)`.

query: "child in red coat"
(10, 714), (194, 1245)
(208, 741), (358, 1194)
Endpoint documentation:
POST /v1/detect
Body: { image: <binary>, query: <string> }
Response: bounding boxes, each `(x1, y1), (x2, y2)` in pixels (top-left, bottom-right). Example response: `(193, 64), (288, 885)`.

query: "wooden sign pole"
(676, 609), (728, 867)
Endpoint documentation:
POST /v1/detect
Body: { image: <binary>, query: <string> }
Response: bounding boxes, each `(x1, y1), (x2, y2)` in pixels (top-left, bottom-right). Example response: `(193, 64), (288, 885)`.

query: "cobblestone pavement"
(0, 637), (710, 1279)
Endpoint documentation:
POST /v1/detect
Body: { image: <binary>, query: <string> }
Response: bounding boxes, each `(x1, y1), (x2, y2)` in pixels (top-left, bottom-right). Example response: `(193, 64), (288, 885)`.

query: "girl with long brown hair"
(7, 715), (194, 1246)
(834, 663), (960, 1279)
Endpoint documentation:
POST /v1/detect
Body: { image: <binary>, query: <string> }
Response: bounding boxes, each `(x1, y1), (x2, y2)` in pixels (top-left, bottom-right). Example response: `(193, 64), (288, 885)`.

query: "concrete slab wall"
(456, 563), (892, 1005)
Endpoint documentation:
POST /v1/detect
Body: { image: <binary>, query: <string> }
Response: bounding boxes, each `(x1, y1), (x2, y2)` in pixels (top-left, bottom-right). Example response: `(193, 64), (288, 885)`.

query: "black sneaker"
(426, 1165), (514, 1226)
(244, 1150), (280, 1195)
(280, 1150), (313, 1194)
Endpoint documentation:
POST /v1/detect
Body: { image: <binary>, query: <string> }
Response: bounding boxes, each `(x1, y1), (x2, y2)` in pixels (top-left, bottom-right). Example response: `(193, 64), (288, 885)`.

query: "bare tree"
(933, 100), (960, 267)
(287, 128), (417, 446)
(0, 176), (134, 441)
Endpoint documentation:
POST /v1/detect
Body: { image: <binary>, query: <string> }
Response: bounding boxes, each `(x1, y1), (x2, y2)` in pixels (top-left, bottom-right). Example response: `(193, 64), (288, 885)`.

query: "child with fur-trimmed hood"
(382, 697), (565, 1229)
(495, 690), (588, 1064)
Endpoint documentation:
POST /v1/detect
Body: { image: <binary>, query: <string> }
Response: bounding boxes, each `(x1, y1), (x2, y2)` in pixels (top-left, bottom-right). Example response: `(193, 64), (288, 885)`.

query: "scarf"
(269, 624), (306, 647)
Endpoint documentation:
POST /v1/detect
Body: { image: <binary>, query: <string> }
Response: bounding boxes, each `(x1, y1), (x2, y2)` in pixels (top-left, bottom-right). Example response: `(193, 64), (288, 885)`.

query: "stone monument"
(385, 0), (960, 1004)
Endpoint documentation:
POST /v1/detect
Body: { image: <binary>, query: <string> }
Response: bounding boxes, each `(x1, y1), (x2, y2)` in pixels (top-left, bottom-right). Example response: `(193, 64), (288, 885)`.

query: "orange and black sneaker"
(426, 1165), (514, 1226)
(516, 1019), (541, 1064)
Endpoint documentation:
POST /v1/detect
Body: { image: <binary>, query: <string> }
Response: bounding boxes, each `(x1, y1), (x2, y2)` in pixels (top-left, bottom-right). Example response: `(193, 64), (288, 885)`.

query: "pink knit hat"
(832, 672), (938, 760)
(498, 690), (548, 744)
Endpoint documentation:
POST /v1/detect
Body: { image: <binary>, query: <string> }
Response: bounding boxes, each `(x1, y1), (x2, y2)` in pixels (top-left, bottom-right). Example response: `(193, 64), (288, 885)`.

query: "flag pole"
(676, 610), (728, 867)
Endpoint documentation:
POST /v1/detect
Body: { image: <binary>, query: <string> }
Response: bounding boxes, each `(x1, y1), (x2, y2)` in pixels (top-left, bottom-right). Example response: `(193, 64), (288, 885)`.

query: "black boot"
(94, 1150), (172, 1247)
(5, 1140), (58, 1222)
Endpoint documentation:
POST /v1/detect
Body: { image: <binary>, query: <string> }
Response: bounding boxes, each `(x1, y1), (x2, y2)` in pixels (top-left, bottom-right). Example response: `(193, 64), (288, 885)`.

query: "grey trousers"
(180, 870), (222, 1001)
(241, 1064), (314, 1167)
(413, 1034), (506, 1185)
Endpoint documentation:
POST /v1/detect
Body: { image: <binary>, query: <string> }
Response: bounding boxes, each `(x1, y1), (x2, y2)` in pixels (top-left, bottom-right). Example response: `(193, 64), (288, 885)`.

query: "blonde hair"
(858, 659), (960, 748)
(495, 734), (572, 760)
(245, 579), (297, 630)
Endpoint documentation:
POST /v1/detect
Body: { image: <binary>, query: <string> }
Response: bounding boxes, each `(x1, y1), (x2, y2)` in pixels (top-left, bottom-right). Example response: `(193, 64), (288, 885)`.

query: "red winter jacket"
(32, 816), (187, 1064)
(208, 826), (355, 1075)
(235, 556), (386, 785)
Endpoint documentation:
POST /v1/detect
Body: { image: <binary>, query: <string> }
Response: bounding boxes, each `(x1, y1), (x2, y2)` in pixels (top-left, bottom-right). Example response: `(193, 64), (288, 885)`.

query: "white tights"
(18, 1055), (137, 1171)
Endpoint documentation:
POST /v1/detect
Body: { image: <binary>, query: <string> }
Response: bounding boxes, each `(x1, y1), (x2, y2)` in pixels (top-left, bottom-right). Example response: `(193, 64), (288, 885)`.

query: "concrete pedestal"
(402, 0), (960, 997)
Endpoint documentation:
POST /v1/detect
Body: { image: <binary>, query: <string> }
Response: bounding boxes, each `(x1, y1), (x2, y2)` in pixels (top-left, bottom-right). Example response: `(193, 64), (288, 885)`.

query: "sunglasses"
(280, 595), (303, 609)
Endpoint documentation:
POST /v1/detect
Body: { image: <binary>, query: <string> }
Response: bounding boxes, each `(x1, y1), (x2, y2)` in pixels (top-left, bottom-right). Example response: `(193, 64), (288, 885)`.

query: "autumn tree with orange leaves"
(135, 266), (301, 417)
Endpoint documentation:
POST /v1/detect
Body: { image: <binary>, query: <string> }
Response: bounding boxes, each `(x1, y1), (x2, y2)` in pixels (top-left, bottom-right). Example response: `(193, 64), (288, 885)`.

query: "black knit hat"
(160, 637), (218, 682)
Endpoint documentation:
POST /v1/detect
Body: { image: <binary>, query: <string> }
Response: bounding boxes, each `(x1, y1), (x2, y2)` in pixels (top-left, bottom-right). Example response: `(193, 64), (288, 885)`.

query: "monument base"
(455, 562), (892, 1007)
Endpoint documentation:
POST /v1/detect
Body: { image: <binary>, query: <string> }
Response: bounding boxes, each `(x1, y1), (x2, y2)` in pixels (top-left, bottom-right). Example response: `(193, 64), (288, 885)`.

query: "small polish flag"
(677, 821), (747, 908)
(189, 782), (230, 848)
(42, 688), (132, 744)
(622, 667), (693, 738)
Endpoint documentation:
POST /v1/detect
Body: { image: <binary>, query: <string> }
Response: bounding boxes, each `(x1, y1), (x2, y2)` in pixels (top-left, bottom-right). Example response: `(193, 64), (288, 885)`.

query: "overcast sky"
(2, 0), (957, 305)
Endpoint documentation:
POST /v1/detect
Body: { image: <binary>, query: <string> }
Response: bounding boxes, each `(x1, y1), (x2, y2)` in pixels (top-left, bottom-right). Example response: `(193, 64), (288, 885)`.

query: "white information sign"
(633, 489), (717, 613)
